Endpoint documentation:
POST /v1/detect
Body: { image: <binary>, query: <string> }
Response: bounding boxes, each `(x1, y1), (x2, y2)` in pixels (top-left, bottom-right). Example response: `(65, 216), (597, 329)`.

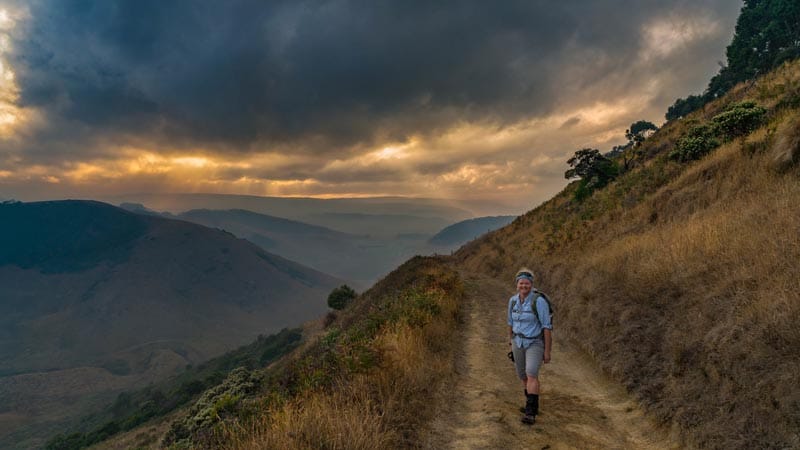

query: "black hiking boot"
(519, 406), (542, 415)
(520, 393), (539, 424)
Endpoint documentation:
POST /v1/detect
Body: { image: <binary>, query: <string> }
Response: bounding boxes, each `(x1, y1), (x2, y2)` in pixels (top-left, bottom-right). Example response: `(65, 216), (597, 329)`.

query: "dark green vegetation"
(428, 215), (516, 247)
(670, 101), (767, 162)
(0, 200), (147, 272)
(44, 329), (302, 450)
(326, 284), (357, 310)
(564, 148), (619, 200)
(711, 101), (768, 140)
(0, 201), (341, 449)
(625, 120), (658, 148)
(667, 0), (800, 120)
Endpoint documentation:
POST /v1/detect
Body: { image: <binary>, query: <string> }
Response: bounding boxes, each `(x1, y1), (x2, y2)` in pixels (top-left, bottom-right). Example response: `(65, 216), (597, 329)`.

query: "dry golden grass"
(224, 382), (395, 450)
(216, 261), (462, 450)
(771, 114), (800, 172)
(455, 62), (800, 448)
(558, 141), (800, 448)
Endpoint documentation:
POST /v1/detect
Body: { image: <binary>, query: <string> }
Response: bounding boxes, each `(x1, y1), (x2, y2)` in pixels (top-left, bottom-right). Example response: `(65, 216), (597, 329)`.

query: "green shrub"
(670, 124), (720, 162)
(44, 432), (86, 450)
(327, 284), (357, 310)
(162, 367), (260, 447)
(711, 101), (767, 141)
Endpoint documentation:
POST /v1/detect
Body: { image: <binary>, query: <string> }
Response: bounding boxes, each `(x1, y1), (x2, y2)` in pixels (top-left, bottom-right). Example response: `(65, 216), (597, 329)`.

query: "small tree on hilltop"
(626, 120), (658, 147)
(327, 284), (357, 310)
(565, 148), (619, 200)
(621, 120), (659, 170)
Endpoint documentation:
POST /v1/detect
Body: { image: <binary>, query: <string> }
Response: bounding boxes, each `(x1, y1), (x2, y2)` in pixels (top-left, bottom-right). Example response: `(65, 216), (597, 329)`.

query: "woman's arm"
(507, 298), (514, 344)
(543, 328), (552, 363)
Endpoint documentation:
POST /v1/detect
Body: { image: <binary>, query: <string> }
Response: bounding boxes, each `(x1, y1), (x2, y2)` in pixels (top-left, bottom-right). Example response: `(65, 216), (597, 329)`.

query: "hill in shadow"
(0, 200), (342, 448)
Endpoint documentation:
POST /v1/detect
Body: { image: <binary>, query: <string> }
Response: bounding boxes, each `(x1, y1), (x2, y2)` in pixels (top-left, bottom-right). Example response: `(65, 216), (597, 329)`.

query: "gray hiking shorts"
(512, 340), (544, 380)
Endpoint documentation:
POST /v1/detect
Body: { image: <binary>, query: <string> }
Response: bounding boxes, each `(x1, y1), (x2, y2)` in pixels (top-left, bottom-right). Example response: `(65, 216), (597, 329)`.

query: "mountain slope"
(123, 206), (456, 286)
(428, 215), (516, 247)
(454, 61), (800, 448)
(174, 209), (373, 283)
(0, 200), (342, 448)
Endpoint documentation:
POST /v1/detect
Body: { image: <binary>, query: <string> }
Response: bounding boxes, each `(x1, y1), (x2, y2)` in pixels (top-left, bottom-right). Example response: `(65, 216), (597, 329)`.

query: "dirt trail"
(425, 273), (680, 450)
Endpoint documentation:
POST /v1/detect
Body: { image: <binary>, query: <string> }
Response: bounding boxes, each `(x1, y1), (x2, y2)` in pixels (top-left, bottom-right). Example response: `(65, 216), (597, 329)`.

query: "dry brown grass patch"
(770, 112), (800, 172)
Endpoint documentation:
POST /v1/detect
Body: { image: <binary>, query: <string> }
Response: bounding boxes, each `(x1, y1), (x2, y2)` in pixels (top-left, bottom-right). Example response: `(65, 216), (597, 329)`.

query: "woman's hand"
(543, 351), (551, 364)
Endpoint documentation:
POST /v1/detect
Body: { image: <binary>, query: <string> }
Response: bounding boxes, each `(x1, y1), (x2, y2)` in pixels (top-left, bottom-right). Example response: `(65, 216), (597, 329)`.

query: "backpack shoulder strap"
(532, 290), (553, 325)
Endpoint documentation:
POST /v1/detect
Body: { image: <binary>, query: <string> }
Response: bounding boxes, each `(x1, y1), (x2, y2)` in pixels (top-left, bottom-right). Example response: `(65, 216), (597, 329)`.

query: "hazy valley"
(119, 201), (515, 286)
(0, 200), (342, 448)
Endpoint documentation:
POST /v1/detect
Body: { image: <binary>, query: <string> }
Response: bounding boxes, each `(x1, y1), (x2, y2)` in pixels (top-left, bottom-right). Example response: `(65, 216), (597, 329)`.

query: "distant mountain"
(302, 211), (454, 237)
(104, 193), (475, 236)
(169, 208), (429, 287)
(429, 215), (517, 247)
(179, 208), (354, 240)
(118, 202), (175, 218)
(0, 200), (342, 448)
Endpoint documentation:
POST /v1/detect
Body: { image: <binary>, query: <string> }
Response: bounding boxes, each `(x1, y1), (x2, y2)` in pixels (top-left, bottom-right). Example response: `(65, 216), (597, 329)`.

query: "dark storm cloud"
(7, 0), (741, 163)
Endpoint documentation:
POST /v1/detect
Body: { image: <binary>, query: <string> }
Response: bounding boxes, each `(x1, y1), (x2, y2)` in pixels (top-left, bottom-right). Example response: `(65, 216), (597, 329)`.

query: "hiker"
(508, 268), (552, 425)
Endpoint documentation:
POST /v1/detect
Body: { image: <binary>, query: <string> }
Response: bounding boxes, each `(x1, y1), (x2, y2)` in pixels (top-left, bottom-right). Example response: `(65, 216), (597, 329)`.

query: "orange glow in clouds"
(0, 8), (31, 138)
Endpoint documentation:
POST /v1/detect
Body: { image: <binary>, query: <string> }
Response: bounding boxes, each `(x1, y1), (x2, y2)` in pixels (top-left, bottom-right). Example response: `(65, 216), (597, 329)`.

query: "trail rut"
(424, 273), (680, 449)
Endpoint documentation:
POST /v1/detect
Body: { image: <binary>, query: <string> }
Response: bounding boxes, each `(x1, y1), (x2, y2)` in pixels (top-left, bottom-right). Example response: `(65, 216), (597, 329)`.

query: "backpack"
(532, 289), (553, 328)
(512, 289), (554, 328)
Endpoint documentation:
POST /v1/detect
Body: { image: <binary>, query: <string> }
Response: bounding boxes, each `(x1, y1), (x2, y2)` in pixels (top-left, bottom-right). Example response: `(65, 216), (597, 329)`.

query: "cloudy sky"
(0, 0), (741, 213)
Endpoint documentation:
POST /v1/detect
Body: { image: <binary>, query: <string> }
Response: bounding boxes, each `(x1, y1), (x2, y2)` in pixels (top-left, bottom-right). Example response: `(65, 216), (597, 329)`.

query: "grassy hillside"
(86, 256), (463, 449)
(455, 60), (800, 448)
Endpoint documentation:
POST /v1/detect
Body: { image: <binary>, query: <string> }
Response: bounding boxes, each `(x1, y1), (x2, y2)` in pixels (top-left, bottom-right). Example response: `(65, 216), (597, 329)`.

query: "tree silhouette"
(565, 148), (619, 199)
(625, 120), (658, 147)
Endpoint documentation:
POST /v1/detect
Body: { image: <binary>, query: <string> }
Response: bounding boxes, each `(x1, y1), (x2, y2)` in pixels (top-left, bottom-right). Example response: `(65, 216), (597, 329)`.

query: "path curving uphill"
(425, 273), (680, 449)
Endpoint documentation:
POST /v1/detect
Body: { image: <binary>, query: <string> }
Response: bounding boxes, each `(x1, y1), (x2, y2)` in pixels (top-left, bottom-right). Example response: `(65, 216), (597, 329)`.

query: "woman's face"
(517, 278), (532, 296)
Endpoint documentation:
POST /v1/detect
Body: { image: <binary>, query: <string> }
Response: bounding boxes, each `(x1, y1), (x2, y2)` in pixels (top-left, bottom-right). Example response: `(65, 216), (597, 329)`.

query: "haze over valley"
(117, 195), (513, 286)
